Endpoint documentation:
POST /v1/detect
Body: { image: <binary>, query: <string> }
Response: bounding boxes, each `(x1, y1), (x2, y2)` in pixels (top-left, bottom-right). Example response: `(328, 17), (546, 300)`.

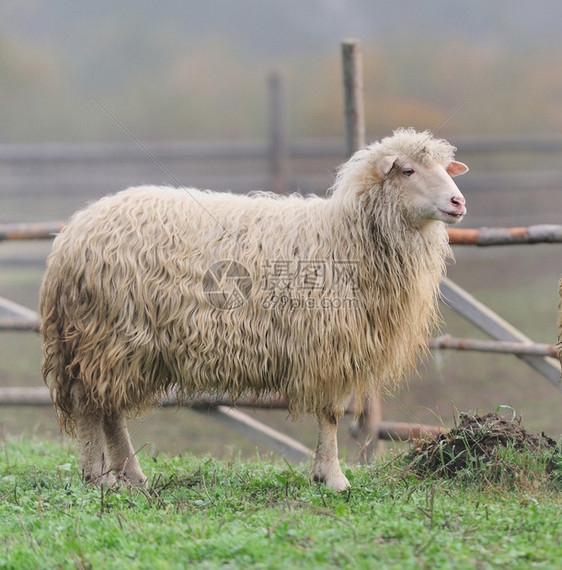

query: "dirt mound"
(407, 411), (561, 483)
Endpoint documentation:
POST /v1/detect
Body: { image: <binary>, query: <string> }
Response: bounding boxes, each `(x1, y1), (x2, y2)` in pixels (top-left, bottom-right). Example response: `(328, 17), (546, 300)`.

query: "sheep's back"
(40, 186), (359, 417)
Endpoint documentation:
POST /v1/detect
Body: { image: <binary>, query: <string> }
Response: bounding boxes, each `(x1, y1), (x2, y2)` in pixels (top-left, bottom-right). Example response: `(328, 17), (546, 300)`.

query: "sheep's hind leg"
(311, 409), (350, 491)
(103, 413), (147, 487)
(70, 382), (116, 486)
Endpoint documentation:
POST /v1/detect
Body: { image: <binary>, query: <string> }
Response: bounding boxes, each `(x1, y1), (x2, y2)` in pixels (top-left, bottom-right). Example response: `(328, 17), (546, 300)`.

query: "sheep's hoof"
(84, 471), (117, 487)
(312, 469), (351, 492)
(118, 471), (148, 488)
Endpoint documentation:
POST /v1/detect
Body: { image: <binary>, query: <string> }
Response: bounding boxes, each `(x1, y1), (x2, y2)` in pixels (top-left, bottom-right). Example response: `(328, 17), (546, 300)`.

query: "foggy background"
(2, 0), (562, 142)
(0, 1), (560, 456)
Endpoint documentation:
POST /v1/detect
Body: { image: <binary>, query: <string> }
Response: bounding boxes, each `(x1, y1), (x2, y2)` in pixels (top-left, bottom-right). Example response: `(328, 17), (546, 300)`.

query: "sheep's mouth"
(438, 209), (465, 222)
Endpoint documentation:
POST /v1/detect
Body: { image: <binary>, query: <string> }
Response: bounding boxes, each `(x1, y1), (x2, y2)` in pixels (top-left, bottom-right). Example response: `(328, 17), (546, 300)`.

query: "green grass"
(1, 439), (561, 569)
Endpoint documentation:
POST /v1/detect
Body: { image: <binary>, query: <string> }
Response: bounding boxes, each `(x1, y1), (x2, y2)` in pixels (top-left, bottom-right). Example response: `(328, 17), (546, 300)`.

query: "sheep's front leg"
(311, 410), (350, 491)
(103, 413), (147, 487)
(71, 382), (116, 486)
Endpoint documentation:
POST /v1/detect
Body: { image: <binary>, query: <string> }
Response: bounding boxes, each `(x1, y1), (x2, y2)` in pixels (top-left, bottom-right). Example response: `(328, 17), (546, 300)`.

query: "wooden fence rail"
(440, 278), (560, 388)
(429, 335), (558, 357)
(0, 222), (64, 241)
(0, 296), (41, 331)
(3, 222), (562, 245)
(447, 225), (562, 246)
(0, 387), (444, 442)
(2, 134), (562, 164)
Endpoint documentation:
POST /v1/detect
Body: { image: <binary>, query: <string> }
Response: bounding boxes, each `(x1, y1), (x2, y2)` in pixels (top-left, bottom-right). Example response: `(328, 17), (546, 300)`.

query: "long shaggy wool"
(41, 129), (455, 434)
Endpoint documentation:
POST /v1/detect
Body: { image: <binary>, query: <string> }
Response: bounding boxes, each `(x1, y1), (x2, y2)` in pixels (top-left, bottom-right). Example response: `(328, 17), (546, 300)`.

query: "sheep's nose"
(451, 195), (465, 207)
(451, 194), (467, 214)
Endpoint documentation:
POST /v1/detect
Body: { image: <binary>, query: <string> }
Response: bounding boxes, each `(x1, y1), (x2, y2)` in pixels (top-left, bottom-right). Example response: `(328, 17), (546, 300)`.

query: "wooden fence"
(0, 40), (560, 463)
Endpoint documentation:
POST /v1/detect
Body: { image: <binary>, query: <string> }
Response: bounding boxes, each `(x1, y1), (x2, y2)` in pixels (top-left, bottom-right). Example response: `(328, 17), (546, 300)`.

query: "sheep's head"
(332, 128), (468, 228)
(379, 154), (468, 226)
(374, 128), (468, 227)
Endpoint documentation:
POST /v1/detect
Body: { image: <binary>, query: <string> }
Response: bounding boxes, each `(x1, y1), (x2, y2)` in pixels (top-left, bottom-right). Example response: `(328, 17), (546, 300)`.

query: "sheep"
(40, 128), (468, 491)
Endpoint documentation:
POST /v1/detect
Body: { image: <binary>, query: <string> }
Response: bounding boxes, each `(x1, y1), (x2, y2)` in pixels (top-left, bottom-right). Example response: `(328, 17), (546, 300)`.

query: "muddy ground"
(407, 411), (561, 485)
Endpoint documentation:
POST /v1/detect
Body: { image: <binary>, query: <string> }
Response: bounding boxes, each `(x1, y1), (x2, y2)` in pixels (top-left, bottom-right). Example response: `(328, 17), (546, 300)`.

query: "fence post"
(341, 39), (383, 460)
(341, 39), (366, 156)
(268, 71), (288, 194)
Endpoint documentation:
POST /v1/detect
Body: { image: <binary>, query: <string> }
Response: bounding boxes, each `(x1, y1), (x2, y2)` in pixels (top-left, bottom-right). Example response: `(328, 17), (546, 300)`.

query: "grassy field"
(1, 435), (561, 569)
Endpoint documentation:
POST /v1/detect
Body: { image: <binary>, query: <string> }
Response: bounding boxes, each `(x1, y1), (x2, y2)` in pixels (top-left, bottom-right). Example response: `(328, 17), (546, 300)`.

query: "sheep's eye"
(402, 168), (414, 177)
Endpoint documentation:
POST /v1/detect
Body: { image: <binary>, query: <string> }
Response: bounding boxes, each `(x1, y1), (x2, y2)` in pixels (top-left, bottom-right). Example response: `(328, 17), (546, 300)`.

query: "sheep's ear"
(379, 155), (398, 176)
(446, 161), (469, 177)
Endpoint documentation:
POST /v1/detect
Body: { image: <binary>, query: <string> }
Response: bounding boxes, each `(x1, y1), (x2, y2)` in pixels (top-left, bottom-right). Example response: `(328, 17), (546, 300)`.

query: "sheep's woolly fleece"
(41, 129), (456, 433)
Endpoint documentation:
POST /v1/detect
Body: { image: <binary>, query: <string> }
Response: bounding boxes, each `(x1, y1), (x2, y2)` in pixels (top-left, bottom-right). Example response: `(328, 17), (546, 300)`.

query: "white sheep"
(40, 128), (468, 491)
